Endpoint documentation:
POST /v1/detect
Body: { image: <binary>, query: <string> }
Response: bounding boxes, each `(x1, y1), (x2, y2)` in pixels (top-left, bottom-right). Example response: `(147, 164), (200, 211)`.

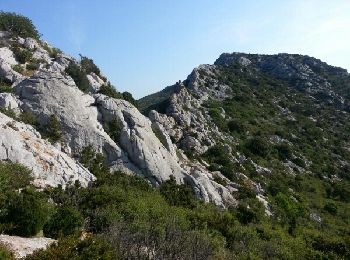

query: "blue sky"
(1, 1), (350, 98)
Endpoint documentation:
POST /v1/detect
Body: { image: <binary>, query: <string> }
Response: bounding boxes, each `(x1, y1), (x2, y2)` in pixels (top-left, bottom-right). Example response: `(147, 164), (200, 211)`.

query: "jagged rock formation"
(0, 33), (236, 207)
(0, 112), (94, 187)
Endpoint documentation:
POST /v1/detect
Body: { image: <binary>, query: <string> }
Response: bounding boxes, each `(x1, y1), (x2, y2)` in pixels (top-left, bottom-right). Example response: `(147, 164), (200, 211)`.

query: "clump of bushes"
(65, 62), (90, 92)
(80, 54), (100, 76)
(98, 83), (138, 107)
(43, 206), (84, 239)
(42, 43), (61, 59)
(103, 118), (122, 144)
(12, 46), (33, 64)
(0, 12), (40, 39)
(0, 161), (49, 237)
(0, 80), (12, 93)
(42, 114), (62, 143)
(243, 137), (270, 157)
(11, 64), (24, 74)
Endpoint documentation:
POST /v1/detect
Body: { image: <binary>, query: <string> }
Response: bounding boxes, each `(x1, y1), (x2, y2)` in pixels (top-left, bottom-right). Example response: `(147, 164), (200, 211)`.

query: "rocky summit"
(0, 12), (349, 260)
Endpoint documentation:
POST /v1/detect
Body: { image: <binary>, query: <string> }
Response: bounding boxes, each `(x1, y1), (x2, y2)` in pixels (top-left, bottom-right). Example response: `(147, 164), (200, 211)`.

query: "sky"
(1, 0), (350, 98)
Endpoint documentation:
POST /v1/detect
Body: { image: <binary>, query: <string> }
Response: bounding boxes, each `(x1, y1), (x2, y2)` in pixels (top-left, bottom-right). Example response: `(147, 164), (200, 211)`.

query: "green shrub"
(43, 206), (84, 239)
(26, 235), (118, 260)
(19, 110), (38, 127)
(0, 243), (14, 260)
(26, 62), (39, 71)
(65, 62), (89, 92)
(0, 161), (32, 192)
(0, 107), (16, 119)
(80, 54), (100, 76)
(228, 119), (244, 134)
(121, 91), (138, 107)
(11, 64), (24, 74)
(12, 47), (33, 63)
(80, 145), (109, 176)
(276, 144), (292, 160)
(159, 175), (195, 208)
(1, 188), (49, 237)
(323, 202), (337, 215)
(0, 12), (40, 39)
(103, 118), (122, 143)
(42, 114), (62, 143)
(244, 137), (270, 157)
(98, 83), (120, 99)
(42, 43), (61, 59)
(0, 80), (12, 93)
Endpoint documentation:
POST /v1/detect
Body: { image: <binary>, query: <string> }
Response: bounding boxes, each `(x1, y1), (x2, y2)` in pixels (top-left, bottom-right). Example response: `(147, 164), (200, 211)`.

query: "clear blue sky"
(1, 0), (349, 98)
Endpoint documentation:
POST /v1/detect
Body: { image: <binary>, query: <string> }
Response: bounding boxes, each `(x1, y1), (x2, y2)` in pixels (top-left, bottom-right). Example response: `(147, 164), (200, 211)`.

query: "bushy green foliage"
(12, 46), (33, 64)
(26, 235), (118, 260)
(80, 145), (109, 176)
(11, 64), (24, 74)
(65, 62), (90, 92)
(98, 83), (138, 107)
(19, 110), (38, 127)
(26, 62), (39, 71)
(159, 175), (195, 208)
(43, 206), (84, 239)
(103, 118), (122, 143)
(42, 43), (61, 59)
(42, 114), (62, 143)
(0, 12), (40, 39)
(121, 91), (138, 107)
(3, 188), (48, 236)
(0, 162), (50, 237)
(244, 137), (270, 157)
(0, 80), (12, 93)
(98, 83), (119, 98)
(80, 54), (100, 76)
(0, 243), (14, 260)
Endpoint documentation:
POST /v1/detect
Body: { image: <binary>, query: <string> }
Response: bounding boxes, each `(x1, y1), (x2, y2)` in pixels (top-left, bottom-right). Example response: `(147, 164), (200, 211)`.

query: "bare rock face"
(95, 94), (186, 184)
(0, 93), (22, 114)
(0, 34), (238, 208)
(0, 234), (55, 259)
(14, 69), (138, 174)
(0, 112), (95, 188)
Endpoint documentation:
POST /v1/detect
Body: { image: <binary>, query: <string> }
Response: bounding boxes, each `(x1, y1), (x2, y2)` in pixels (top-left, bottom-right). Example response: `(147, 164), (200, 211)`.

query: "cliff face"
(0, 32), (236, 207)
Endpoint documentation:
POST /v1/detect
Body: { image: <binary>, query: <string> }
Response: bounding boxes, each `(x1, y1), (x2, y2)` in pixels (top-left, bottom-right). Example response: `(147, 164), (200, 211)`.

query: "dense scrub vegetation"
(0, 11), (40, 39)
(1, 150), (349, 259)
(98, 82), (138, 107)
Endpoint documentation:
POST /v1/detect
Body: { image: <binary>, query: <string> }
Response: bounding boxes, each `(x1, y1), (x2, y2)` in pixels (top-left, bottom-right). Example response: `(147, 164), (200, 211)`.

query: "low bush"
(12, 47), (33, 64)
(65, 62), (89, 92)
(42, 114), (62, 143)
(80, 55), (100, 76)
(11, 64), (24, 74)
(43, 206), (84, 239)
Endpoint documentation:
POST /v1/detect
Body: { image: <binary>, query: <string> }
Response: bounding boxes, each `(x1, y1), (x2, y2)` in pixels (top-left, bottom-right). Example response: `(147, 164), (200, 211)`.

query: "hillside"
(0, 12), (349, 259)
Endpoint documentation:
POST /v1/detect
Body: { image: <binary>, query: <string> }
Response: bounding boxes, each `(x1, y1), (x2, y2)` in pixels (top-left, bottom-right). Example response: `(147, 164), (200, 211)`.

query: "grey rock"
(0, 112), (95, 188)
(0, 93), (22, 114)
(95, 94), (186, 184)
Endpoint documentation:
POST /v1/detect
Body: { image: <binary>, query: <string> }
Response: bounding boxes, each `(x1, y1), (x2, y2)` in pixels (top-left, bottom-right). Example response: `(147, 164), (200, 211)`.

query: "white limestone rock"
(0, 112), (95, 188)
(0, 93), (22, 114)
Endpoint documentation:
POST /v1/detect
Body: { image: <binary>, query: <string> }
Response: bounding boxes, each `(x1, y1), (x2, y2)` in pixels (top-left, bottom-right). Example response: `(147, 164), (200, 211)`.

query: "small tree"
(43, 206), (84, 239)
(65, 62), (90, 92)
(0, 12), (40, 39)
(44, 114), (62, 143)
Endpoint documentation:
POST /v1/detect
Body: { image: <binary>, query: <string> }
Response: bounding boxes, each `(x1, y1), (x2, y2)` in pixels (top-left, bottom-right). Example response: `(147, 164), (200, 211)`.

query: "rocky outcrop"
(0, 34), (238, 207)
(95, 94), (186, 184)
(0, 234), (55, 259)
(0, 93), (22, 114)
(0, 112), (95, 187)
